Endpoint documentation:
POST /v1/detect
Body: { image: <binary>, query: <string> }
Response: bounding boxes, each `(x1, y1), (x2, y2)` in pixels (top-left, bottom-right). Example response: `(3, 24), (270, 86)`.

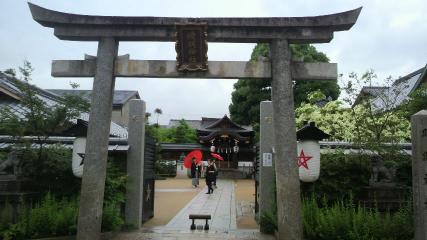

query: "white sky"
(0, 0), (426, 125)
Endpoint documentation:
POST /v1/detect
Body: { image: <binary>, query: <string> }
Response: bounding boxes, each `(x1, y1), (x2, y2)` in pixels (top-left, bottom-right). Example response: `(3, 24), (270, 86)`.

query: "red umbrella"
(183, 150), (203, 168)
(210, 153), (224, 161)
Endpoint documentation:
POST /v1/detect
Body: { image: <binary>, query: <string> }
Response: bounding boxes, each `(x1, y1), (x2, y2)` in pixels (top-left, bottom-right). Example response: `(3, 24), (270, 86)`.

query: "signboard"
(175, 23), (208, 71)
(262, 152), (273, 167)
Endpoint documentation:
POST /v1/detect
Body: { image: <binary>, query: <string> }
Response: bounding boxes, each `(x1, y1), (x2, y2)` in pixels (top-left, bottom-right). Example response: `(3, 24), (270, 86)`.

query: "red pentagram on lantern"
(297, 149), (312, 170)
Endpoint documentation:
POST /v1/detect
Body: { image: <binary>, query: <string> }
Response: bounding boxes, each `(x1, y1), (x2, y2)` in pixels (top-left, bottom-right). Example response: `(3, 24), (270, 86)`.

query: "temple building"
(161, 115), (255, 173)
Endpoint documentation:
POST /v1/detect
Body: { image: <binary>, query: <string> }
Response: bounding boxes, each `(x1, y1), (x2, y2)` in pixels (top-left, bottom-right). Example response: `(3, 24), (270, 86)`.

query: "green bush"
(20, 145), (81, 198)
(301, 150), (412, 203)
(102, 202), (124, 232)
(302, 196), (413, 240)
(301, 150), (371, 202)
(155, 160), (176, 177)
(0, 191), (125, 239)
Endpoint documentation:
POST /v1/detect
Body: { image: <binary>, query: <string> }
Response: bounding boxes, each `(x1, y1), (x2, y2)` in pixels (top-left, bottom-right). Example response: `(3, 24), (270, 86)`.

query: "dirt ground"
(143, 178), (258, 229)
(234, 179), (258, 229)
(143, 178), (203, 227)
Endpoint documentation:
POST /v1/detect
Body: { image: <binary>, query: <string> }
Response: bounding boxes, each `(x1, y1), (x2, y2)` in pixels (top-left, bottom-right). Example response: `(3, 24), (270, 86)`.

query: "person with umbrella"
(190, 157), (202, 188)
(210, 153), (223, 188)
(205, 159), (217, 194)
(183, 150), (203, 188)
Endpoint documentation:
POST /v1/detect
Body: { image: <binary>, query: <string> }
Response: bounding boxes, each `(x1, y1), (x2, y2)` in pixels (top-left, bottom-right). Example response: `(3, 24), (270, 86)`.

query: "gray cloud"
(0, 0), (425, 124)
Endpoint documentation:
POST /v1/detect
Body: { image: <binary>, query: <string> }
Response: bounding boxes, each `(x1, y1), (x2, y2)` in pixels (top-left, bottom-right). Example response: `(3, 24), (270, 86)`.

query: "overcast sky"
(1, 0), (426, 125)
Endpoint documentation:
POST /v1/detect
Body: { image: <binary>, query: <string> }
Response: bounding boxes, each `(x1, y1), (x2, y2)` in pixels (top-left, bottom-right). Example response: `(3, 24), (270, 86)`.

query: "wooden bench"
(189, 214), (211, 230)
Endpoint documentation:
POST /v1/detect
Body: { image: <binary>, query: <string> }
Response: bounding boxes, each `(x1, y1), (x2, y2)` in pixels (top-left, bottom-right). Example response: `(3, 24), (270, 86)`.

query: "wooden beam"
(52, 58), (337, 80)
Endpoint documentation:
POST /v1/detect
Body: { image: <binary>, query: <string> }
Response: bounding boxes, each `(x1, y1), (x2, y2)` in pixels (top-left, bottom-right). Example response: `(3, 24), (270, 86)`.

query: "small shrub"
(0, 201), (14, 231)
(302, 195), (413, 240)
(101, 202), (124, 232)
(301, 150), (371, 202)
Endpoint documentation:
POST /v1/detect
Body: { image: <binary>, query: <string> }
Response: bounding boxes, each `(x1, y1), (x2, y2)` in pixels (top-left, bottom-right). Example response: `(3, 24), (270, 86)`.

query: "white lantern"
(210, 145), (216, 152)
(296, 122), (329, 182)
(297, 140), (320, 182)
(72, 137), (86, 178)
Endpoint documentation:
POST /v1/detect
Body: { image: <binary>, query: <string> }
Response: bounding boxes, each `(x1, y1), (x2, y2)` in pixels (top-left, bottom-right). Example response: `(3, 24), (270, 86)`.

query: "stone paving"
(113, 228), (275, 240)
(111, 179), (274, 239)
(166, 179), (236, 230)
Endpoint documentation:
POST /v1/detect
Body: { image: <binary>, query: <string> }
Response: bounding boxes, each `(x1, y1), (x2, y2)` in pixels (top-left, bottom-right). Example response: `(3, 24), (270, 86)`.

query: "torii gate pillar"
(76, 38), (118, 240)
(271, 39), (302, 238)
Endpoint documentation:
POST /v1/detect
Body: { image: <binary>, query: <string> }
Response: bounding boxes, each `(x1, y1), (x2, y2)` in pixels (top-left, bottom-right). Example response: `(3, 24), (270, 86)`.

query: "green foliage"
(295, 91), (410, 145)
(0, 192), (124, 239)
(339, 70), (411, 151)
(0, 61), (89, 139)
(259, 210), (277, 234)
(19, 145), (81, 198)
(0, 193), (78, 239)
(302, 196), (413, 240)
(301, 151), (371, 202)
(0, 201), (14, 231)
(229, 43), (339, 126)
(104, 161), (127, 205)
(301, 151), (411, 202)
(401, 84), (427, 118)
(101, 202), (124, 232)
(147, 119), (198, 143)
(155, 160), (176, 176)
(296, 100), (354, 140)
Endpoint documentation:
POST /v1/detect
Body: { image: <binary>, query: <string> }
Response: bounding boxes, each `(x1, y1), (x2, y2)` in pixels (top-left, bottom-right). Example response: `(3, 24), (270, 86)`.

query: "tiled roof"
(47, 89), (140, 106)
(167, 118), (253, 131)
(0, 72), (128, 138)
(371, 65), (427, 111)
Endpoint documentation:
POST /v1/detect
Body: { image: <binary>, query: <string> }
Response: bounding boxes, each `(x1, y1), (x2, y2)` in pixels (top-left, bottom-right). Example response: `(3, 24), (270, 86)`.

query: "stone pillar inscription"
(76, 37), (118, 240)
(259, 101), (276, 232)
(271, 39), (303, 240)
(411, 110), (427, 240)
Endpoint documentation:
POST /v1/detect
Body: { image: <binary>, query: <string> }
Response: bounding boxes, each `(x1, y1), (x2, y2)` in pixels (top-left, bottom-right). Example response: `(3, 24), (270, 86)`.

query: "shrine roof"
(198, 115), (253, 133)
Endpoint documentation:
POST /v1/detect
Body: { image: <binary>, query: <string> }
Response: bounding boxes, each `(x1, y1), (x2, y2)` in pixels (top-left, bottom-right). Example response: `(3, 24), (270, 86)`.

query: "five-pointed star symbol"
(146, 184), (152, 202)
(297, 149), (312, 170)
(77, 153), (85, 166)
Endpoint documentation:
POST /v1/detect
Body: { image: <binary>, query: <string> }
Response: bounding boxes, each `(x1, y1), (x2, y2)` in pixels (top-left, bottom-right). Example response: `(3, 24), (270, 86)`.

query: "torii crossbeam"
(29, 3), (361, 240)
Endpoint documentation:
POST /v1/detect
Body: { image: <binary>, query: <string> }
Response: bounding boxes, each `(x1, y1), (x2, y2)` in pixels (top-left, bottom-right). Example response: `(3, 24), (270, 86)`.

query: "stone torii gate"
(29, 3), (360, 240)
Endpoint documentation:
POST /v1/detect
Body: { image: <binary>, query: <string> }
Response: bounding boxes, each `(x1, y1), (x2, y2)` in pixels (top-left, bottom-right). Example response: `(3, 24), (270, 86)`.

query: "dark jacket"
(205, 164), (216, 182)
(190, 162), (201, 178)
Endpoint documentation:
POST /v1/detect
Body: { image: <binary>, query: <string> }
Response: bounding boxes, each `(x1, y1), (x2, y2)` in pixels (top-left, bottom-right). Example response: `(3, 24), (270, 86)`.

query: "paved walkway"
(166, 179), (236, 230)
(113, 228), (275, 240)
(111, 179), (275, 240)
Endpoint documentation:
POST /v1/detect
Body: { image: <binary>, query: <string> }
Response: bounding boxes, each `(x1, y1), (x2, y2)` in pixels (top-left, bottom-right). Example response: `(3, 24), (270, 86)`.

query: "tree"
(296, 70), (410, 153)
(0, 62), (90, 146)
(229, 43), (339, 126)
(154, 108), (163, 126)
(400, 84), (427, 118)
(146, 119), (197, 144)
(145, 112), (152, 123)
(341, 70), (410, 151)
(0, 61), (90, 196)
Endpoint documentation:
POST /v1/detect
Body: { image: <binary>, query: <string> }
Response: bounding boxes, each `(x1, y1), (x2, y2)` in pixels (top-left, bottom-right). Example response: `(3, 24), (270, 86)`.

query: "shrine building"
(160, 115), (255, 172)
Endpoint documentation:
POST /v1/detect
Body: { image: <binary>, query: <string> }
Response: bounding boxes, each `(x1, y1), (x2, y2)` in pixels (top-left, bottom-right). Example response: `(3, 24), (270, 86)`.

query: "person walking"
(205, 159), (217, 194)
(212, 159), (218, 188)
(190, 158), (200, 188)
